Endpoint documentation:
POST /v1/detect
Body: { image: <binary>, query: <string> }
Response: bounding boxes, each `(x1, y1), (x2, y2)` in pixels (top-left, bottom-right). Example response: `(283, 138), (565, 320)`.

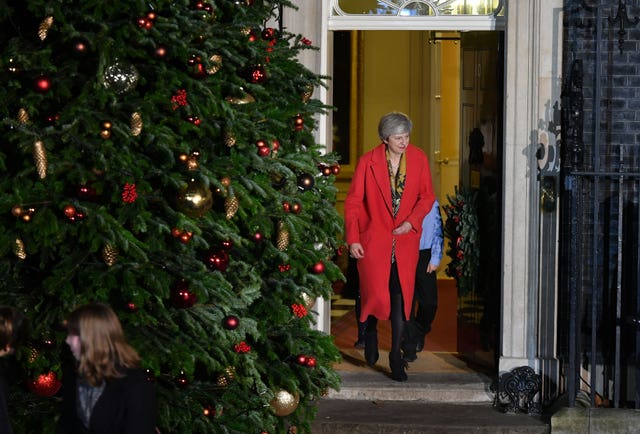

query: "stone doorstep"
(312, 400), (551, 434)
(327, 371), (495, 403)
(551, 406), (640, 434)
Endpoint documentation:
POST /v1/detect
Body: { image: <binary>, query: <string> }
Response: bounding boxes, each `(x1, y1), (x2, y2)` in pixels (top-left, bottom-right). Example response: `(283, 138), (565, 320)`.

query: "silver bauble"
(103, 62), (140, 94)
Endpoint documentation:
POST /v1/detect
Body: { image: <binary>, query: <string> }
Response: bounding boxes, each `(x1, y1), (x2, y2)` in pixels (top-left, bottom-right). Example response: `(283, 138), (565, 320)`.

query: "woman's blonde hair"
(66, 303), (140, 387)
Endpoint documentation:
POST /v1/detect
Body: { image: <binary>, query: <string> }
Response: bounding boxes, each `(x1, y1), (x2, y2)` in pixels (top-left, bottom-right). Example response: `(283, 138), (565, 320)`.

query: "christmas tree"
(0, 1), (344, 432)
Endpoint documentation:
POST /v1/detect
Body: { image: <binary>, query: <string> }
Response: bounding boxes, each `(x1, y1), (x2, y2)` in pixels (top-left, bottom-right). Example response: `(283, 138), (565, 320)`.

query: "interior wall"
(361, 31), (429, 155)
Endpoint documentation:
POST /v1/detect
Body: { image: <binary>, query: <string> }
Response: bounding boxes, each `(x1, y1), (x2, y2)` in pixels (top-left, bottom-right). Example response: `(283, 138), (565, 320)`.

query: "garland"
(443, 186), (481, 295)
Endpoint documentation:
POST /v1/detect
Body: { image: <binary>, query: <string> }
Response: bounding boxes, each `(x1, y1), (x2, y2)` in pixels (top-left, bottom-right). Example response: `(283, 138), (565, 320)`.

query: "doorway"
(330, 29), (503, 371)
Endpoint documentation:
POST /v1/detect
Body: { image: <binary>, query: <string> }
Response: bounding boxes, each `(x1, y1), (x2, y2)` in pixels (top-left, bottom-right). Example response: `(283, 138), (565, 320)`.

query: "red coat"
(344, 143), (435, 322)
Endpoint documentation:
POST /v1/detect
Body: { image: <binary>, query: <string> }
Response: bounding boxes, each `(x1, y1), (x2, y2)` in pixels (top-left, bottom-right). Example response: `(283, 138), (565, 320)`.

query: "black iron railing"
(560, 0), (640, 409)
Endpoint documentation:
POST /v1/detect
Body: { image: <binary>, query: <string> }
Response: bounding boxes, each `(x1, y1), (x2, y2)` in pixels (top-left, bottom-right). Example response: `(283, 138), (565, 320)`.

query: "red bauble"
(258, 146), (270, 157)
(63, 205), (76, 219)
(28, 371), (62, 397)
(221, 239), (233, 251)
(253, 232), (263, 242)
(46, 113), (60, 124)
(305, 357), (317, 368)
(179, 232), (193, 244)
(321, 166), (332, 176)
(331, 165), (341, 175)
(262, 27), (276, 40)
(70, 37), (89, 55)
(297, 173), (315, 191)
(171, 280), (197, 308)
(255, 139), (267, 148)
(154, 45), (168, 58)
(223, 315), (240, 330)
(293, 114), (304, 131)
(291, 203), (301, 214)
(78, 184), (97, 199)
(34, 75), (52, 93)
(312, 261), (325, 274)
(175, 371), (189, 388)
(296, 354), (307, 365)
(125, 302), (138, 312)
(282, 201), (291, 213)
(207, 250), (229, 271)
(247, 64), (267, 84)
(188, 55), (207, 78)
(271, 139), (280, 152)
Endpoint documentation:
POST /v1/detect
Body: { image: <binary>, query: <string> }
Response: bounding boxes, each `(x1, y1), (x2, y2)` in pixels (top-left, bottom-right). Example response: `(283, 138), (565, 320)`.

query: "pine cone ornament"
(276, 221), (289, 251)
(38, 16), (54, 41)
(207, 54), (222, 74)
(130, 112), (143, 136)
(33, 140), (47, 179)
(216, 375), (228, 387)
(225, 195), (239, 219)
(224, 132), (236, 147)
(101, 244), (119, 266)
(14, 238), (26, 260)
(18, 108), (30, 124)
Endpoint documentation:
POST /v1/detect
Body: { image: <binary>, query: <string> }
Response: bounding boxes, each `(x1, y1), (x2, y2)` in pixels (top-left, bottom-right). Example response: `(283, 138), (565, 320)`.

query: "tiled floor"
(331, 278), (458, 353)
(330, 279), (467, 374)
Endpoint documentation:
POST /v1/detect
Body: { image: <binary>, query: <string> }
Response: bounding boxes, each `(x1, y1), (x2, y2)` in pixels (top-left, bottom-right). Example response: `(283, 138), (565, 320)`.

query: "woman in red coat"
(344, 112), (435, 381)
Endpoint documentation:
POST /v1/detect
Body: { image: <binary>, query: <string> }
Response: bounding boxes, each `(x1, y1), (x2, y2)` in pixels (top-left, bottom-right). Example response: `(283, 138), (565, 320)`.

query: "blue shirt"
(419, 200), (444, 267)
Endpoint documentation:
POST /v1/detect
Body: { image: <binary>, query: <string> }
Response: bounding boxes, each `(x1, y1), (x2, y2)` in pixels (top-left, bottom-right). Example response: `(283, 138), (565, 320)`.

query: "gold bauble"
(270, 389), (300, 417)
(33, 140), (47, 179)
(176, 178), (213, 218)
(11, 205), (23, 217)
(225, 88), (255, 104)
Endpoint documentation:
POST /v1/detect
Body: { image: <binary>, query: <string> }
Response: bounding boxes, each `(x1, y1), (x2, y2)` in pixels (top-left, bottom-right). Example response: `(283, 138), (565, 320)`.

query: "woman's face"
(385, 133), (410, 156)
(65, 333), (81, 360)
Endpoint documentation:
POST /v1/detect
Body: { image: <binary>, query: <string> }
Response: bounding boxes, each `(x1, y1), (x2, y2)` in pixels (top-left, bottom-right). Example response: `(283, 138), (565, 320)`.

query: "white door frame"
(285, 1), (564, 376)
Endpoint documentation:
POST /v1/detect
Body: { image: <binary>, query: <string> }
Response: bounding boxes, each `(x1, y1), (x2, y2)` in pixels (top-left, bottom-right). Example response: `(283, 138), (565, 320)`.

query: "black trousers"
(403, 248), (438, 351)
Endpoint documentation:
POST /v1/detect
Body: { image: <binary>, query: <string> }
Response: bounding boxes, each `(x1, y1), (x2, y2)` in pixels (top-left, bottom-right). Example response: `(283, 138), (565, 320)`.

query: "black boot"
(363, 317), (378, 366)
(401, 323), (417, 362)
(364, 329), (379, 366)
(402, 342), (417, 363)
(389, 351), (408, 382)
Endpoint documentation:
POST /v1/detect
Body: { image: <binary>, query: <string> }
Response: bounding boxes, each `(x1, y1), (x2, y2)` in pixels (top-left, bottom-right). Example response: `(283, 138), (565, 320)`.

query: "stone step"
(326, 370), (495, 403)
(313, 354), (550, 434)
(312, 400), (550, 434)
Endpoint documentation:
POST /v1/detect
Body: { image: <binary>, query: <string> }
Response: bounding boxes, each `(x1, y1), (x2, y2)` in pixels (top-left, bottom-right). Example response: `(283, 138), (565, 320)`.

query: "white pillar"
(500, 0), (563, 374)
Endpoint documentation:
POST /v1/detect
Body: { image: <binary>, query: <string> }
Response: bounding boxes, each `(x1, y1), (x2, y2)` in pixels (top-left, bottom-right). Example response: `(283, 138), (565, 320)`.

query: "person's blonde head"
(66, 303), (140, 386)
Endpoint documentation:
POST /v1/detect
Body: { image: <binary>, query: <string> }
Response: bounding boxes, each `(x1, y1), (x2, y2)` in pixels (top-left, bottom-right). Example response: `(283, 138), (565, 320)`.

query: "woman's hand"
(392, 221), (412, 235)
(349, 243), (364, 259)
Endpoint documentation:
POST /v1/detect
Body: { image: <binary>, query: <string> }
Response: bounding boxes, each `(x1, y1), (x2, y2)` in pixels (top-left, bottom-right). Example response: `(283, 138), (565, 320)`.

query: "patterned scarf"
(386, 148), (406, 263)
(386, 149), (406, 216)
